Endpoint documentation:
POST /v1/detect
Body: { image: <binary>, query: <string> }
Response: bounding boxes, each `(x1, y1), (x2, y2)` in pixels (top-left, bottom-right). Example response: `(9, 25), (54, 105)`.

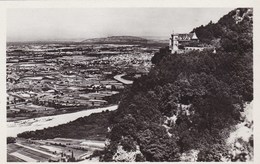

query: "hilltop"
(192, 8), (253, 49)
(82, 36), (166, 45)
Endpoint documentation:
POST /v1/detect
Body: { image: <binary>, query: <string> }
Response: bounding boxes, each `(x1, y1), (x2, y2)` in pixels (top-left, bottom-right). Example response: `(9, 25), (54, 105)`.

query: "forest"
(18, 110), (114, 141)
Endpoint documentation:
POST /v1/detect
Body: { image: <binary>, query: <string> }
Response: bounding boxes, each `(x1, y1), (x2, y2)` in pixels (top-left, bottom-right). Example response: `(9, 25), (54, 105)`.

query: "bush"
(7, 137), (16, 144)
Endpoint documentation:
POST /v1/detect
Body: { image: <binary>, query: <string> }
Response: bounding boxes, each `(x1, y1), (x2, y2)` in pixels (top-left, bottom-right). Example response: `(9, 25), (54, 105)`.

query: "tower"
(169, 31), (179, 54)
(191, 32), (199, 41)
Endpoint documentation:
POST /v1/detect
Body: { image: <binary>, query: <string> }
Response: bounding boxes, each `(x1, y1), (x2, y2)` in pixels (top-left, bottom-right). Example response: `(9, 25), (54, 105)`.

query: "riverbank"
(7, 104), (116, 122)
(7, 105), (118, 137)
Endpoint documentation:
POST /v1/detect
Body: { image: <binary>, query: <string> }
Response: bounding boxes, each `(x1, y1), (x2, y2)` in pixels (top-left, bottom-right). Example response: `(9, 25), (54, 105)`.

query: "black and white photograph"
(5, 6), (254, 162)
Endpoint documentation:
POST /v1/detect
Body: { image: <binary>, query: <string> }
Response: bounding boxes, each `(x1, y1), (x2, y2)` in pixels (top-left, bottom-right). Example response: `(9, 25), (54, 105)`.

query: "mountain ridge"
(82, 35), (167, 44)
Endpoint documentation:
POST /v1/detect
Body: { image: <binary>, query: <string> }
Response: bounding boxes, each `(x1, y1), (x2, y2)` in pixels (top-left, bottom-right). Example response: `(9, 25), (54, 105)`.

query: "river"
(114, 73), (133, 85)
(7, 105), (118, 137)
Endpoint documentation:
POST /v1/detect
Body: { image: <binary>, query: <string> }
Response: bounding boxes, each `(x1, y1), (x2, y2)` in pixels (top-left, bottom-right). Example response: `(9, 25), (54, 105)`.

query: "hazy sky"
(7, 8), (233, 42)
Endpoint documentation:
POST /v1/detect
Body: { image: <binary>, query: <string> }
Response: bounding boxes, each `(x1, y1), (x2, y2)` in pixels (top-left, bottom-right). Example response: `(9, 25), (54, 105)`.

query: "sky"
(7, 8), (234, 42)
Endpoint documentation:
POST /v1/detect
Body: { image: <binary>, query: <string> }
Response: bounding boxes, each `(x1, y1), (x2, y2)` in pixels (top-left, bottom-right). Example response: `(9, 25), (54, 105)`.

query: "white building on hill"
(169, 31), (211, 54)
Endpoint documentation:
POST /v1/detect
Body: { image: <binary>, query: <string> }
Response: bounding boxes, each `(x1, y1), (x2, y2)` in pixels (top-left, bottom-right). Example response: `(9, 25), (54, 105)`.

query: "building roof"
(171, 32), (198, 41)
(177, 32), (198, 41)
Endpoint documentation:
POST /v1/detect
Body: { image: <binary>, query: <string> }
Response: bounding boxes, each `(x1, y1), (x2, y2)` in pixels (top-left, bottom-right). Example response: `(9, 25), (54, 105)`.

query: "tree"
(7, 137), (16, 144)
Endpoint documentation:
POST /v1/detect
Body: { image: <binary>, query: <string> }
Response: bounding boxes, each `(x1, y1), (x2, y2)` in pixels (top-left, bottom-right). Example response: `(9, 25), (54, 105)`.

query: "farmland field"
(7, 154), (25, 162)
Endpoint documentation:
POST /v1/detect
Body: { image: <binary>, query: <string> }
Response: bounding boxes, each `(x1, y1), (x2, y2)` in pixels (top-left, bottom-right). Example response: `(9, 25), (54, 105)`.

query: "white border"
(0, 1), (259, 164)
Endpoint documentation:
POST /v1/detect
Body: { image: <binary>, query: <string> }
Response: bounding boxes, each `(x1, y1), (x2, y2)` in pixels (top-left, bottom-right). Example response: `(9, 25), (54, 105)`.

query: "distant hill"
(82, 36), (167, 45)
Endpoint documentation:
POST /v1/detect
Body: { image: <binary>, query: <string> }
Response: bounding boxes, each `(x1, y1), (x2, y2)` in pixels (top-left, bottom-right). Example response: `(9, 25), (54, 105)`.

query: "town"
(6, 40), (163, 162)
(7, 42), (159, 121)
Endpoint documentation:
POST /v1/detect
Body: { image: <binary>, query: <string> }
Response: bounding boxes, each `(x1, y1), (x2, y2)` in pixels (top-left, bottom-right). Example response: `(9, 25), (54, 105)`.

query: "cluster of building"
(169, 31), (216, 54)
(6, 43), (157, 120)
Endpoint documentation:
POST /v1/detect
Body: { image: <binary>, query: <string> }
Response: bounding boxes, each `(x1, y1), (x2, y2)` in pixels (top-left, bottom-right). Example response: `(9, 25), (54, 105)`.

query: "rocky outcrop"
(226, 101), (253, 161)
